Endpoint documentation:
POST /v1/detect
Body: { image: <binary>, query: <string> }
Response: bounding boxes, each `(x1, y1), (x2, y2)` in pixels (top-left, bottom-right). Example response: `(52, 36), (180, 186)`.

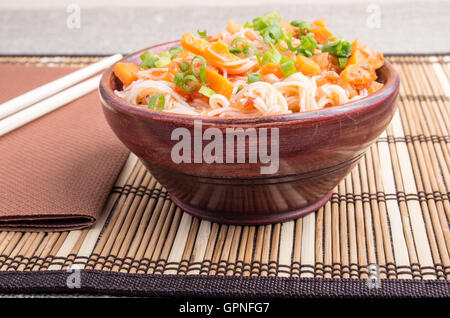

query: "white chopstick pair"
(0, 54), (123, 137)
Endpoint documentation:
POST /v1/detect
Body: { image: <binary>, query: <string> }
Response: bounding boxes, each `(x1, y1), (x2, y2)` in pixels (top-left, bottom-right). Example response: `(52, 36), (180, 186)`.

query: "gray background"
(0, 0), (449, 55)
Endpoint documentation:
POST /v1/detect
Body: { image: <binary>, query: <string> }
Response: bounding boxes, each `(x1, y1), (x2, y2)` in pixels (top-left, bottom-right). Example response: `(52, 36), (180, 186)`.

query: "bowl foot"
(168, 191), (332, 225)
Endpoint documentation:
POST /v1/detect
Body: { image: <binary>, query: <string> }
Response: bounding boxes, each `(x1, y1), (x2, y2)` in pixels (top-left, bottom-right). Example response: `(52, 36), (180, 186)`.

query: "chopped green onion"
(243, 45), (260, 59)
(338, 57), (348, 68)
(292, 21), (311, 33)
(182, 75), (199, 92)
(280, 60), (297, 77)
(250, 12), (281, 31)
(280, 55), (295, 64)
(199, 65), (207, 83)
(197, 29), (207, 37)
(139, 50), (153, 61)
(174, 73), (184, 86)
(155, 56), (171, 68)
(261, 48), (282, 65)
(300, 33), (318, 53)
(229, 46), (242, 54)
(231, 37), (248, 48)
(298, 49), (314, 57)
(179, 61), (189, 72)
(148, 94), (165, 111)
(190, 55), (207, 78)
(169, 46), (183, 58)
(247, 13), (284, 46)
(264, 24), (283, 43)
(247, 73), (261, 84)
(321, 39), (352, 61)
(140, 51), (159, 69)
(158, 52), (171, 58)
(198, 85), (216, 98)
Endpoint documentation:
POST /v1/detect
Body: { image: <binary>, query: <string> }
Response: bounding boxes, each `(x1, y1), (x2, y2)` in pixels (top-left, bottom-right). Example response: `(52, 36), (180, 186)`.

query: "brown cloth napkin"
(0, 64), (128, 231)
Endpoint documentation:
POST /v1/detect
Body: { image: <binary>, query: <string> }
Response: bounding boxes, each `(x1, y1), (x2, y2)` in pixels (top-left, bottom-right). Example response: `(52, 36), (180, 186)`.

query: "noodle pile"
(114, 14), (384, 117)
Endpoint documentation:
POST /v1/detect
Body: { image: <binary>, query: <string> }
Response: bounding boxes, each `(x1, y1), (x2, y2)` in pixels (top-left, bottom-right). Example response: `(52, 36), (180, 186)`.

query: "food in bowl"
(100, 13), (399, 224)
(113, 13), (385, 117)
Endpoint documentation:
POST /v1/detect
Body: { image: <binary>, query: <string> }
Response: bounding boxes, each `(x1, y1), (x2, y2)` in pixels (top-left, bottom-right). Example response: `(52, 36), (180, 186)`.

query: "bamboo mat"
(0, 55), (449, 297)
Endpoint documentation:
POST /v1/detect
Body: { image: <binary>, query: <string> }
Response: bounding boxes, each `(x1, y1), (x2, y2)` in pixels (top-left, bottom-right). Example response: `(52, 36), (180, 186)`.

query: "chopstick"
(0, 54), (123, 120)
(0, 75), (102, 137)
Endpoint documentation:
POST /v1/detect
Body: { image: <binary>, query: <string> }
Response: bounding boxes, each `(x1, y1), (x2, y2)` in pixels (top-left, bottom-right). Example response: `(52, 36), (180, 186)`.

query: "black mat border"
(0, 270), (448, 298)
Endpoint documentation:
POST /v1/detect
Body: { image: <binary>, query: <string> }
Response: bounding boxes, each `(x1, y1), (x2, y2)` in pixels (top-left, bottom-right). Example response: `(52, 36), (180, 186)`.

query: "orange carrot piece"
(227, 19), (241, 34)
(259, 63), (284, 78)
(311, 19), (333, 45)
(340, 64), (374, 86)
(113, 62), (141, 86)
(205, 68), (234, 99)
(311, 27), (333, 45)
(296, 55), (321, 76)
(180, 32), (209, 56)
(205, 40), (239, 61)
(181, 33), (238, 64)
(311, 18), (327, 28)
(311, 52), (340, 73)
(347, 39), (384, 71)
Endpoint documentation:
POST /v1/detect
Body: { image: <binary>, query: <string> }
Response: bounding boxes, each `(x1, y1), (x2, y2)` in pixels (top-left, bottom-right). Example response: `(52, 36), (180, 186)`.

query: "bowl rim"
(99, 40), (400, 125)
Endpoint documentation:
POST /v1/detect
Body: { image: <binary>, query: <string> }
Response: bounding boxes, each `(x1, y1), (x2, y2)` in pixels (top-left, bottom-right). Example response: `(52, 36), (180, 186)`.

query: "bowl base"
(168, 191), (332, 225)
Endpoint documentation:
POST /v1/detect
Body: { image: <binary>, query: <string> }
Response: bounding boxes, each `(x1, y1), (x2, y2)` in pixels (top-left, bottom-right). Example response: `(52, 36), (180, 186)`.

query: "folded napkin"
(0, 64), (128, 231)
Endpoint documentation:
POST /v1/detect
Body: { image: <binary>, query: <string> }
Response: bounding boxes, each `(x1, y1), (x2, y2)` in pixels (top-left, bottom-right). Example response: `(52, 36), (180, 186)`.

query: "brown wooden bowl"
(99, 41), (400, 224)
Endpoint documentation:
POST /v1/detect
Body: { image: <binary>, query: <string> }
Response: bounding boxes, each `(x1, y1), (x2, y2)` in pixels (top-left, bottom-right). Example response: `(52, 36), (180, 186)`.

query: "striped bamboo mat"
(0, 55), (448, 297)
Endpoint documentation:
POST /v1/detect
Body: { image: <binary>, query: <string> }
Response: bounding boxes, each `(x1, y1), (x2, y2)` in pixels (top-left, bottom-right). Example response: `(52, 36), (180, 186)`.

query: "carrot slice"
(347, 39), (384, 71)
(311, 18), (327, 28)
(205, 68), (234, 99)
(227, 19), (241, 34)
(311, 19), (333, 45)
(259, 63), (284, 78)
(205, 40), (239, 61)
(311, 27), (333, 45)
(340, 64), (374, 86)
(180, 32), (209, 56)
(310, 52), (340, 73)
(114, 62), (141, 86)
(296, 55), (321, 76)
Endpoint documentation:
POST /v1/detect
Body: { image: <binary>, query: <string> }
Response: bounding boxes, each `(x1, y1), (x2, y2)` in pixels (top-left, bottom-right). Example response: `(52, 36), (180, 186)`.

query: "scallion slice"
(155, 56), (171, 68)
(148, 94), (165, 111)
(169, 46), (183, 58)
(140, 54), (159, 69)
(197, 29), (207, 37)
(231, 37), (248, 48)
(229, 46), (242, 54)
(182, 75), (199, 92)
(198, 85), (216, 98)
(247, 73), (261, 84)
(174, 73), (184, 86)
(179, 61), (189, 72)
(280, 60), (297, 77)
(199, 65), (207, 83)
(190, 55), (207, 78)
(338, 57), (348, 68)
(261, 48), (282, 65)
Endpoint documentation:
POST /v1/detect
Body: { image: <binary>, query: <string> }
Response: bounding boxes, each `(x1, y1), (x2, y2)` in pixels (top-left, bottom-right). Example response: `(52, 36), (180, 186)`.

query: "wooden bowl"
(99, 41), (400, 224)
